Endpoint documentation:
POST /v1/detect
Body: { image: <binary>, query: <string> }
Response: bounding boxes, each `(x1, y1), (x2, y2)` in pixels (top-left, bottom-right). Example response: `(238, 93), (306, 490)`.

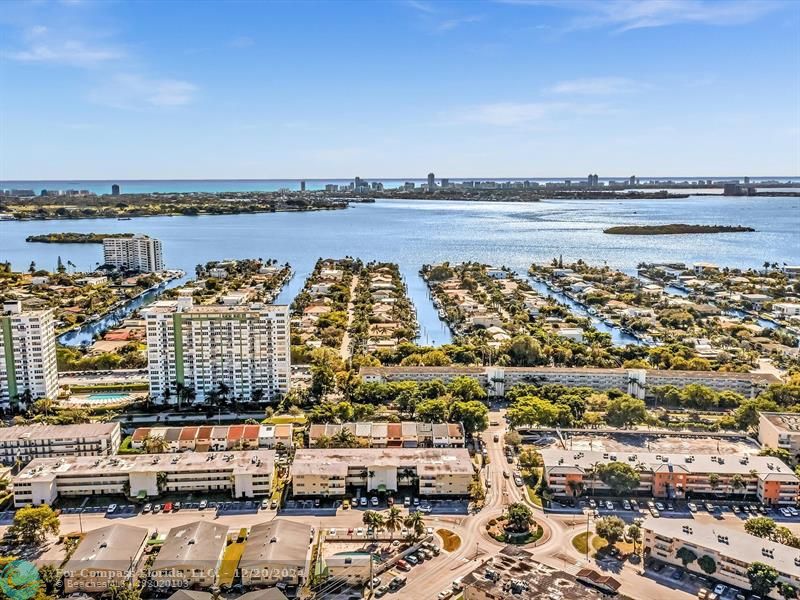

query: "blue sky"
(1, 0), (798, 179)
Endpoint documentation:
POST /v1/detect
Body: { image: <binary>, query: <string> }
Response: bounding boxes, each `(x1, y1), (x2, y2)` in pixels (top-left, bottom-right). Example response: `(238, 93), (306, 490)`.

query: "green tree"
(404, 511), (426, 540)
(449, 400), (489, 434)
(595, 462), (640, 495)
(447, 376), (487, 402)
(627, 523), (641, 552)
(595, 516), (625, 546)
(735, 398), (779, 430)
(517, 448), (543, 470)
(748, 562), (779, 597)
(779, 583), (798, 600)
(676, 546), (698, 566)
(745, 516), (777, 539)
(604, 396), (647, 428)
(9, 505), (60, 545)
(384, 506), (403, 540)
(505, 502), (533, 533)
(697, 555), (716, 574)
(415, 398), (450, 422)
(506, 396), (571, 428)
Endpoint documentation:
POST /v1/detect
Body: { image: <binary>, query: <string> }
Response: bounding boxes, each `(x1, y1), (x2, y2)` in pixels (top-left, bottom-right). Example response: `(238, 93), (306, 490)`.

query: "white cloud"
(448, 100), (610, 127)
(499, 0), (782, 32)
(230, 35), (254, 48)
(547, 76), (645, 95)
(90, 74), (198, 109)
(3, 40), (122, 66)
(437, 15), (482, 31)
(406, 0), (436, 14)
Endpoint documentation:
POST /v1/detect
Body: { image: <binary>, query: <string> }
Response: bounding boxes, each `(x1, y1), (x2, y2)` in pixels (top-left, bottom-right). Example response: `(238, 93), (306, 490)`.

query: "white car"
(713, 584), (727, 596)
(142, 503), (152, 513)
(687, 502), (698, 513)
(106, 504), (117, 514)
(198, 500), (207, 510)
(328, 528), (337, 536)
(371, 496), (379, 507)
(359, 497), (367, 507)
(356, 527), (364, 536)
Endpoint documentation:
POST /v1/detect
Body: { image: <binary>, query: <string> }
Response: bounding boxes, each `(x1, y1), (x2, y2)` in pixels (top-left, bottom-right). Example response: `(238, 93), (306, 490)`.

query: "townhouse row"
(643, 518), (800, 599)
(542, 448), (800, 505)
(359, 366), (778, 399)
(291, 447), (474, 498)
(308, 421), (465, 448)
(63, 519), (311, 594)
(0, 422), (121, 466)
(12, 450), (275, 507)
(130, 423), (293, 452)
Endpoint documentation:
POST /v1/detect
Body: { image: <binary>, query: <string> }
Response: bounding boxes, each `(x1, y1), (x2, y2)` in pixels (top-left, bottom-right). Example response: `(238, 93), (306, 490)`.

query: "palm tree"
(404, 512), (426, 540)
(566, 479), (585, 498)
(385, 506), (403, 540)
(143, 434), (169, 454)
(362, 510), (385, 541)
(730, 473), (745, 498)
(331, 428), (358, 448)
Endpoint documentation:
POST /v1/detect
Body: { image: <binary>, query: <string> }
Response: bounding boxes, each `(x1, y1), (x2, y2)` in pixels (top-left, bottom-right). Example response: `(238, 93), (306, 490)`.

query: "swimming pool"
(86, 393), (131, 402)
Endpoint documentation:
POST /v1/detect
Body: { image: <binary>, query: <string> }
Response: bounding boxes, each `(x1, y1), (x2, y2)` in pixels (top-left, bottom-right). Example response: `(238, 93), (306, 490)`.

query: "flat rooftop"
(542, 448), (797, 479)
(461, 546), (628, 600)
(644, 517), (800, 578)
(292, 448), (474, 476)
(0, 422), (119, 443)
(561, 433), (760, 457)
(760, 412), (800, 434)
(15, 450), (275, 483)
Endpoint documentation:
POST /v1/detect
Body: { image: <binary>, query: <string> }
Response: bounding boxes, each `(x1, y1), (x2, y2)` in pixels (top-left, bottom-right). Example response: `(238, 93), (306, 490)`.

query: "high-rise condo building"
(427, 172), (435, 192)
(142, 298), (290, 404)
(0, 301), (58, 410)
(102, 234), (164, 272)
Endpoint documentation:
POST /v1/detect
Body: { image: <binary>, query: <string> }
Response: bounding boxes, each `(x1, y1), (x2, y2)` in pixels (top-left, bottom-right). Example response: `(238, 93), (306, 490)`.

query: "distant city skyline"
(1, 0), (799, 179)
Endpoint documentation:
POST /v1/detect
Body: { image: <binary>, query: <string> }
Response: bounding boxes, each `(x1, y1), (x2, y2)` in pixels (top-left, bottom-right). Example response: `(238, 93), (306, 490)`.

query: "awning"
(136, 490), (147, 500)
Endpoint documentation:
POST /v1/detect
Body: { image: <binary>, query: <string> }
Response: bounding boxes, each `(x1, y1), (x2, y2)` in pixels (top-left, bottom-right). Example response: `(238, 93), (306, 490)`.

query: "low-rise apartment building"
(13, 450), (274, 507)
(307, 421), (465, 448)
(291, 448), (474, 498)
(130, 424), (292, 451)
(149, 521), (229, 589)
(359, 366), (776, 399)
(63, 524), (149, 593)
(239, 520), (312, 587)
(542, 449), (799, 505)
(0, 422), (121, 466)
(643, 518), (800, 598)
(759, 412), (800, 461)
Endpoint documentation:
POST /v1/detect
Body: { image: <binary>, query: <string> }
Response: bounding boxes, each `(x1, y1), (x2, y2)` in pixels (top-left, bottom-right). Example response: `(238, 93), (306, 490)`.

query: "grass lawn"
(437, 528), (461, 552)
(591, 535), (608, 551)
(572, 532), (590, 554)
(263, 414), (307, 425)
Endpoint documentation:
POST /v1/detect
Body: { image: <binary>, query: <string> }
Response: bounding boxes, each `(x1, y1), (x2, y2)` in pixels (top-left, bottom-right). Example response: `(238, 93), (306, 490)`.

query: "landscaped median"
(436, 528), (461, 552)
(485, 502), (544, 545)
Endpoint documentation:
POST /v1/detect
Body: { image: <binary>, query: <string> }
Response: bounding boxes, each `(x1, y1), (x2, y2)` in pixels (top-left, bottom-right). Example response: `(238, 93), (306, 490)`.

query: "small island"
(603, 224), (755, 235)
(26, 232), (135, 244)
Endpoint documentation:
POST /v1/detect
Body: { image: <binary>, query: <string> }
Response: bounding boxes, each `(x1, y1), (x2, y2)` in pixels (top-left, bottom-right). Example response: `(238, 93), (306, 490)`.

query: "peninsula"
(603, 224), (755, 235)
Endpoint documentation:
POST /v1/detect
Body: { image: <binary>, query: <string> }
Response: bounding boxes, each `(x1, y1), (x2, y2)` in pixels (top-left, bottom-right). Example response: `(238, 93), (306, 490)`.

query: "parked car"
(704, 503), (715, 512)
(405, 555), (419, 566)
(713, 584), (727, 596)
(163, 502), (173, 512)
(387, 497), (394, 506)
(106, 504), (117, 514)
(630, 499), (639, 511)
(655, 502), (665, 511)
(438, 590), (453, 600)
(605, 501), (614, 510)
(142, 503), (152, 513)
(688, 502), (698, 512)
(371, 497), (379, 507)
(359, 497), (367, 507)
(152, 504), (161, 513)
(622, 500), (631, 511)
(173, 502), (181, 511)
(650, 508), (660, 518)
(199, 500), (207, 510)
(513, 475), (524, 487)
(589, 499), (597, 509)
(732, 505), (740, 514)
(404, 497), (411, 507)
(395, 560), (411, 572)
(375, 586), (389, 597)
(356, 528), (364, 536)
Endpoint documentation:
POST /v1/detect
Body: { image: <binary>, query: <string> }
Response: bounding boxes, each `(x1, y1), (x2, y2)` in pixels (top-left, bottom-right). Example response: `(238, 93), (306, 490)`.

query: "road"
(339, 274), (360, 360)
